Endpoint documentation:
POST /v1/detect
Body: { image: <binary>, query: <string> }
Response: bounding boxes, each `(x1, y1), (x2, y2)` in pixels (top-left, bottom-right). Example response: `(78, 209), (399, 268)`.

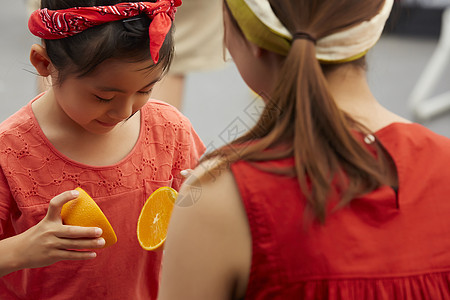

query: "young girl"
(158, 0), (450, 299)
(0, 1), (205, 299)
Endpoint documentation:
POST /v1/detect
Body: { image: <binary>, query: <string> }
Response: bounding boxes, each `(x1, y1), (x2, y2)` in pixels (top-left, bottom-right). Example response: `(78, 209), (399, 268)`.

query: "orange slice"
(137, 187), (177, 251)
(61, 187), (117, 248)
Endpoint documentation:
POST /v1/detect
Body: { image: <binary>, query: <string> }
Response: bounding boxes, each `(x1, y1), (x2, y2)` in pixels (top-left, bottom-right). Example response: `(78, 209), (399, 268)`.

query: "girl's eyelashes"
(95, 95), (114, 102)
(138, 88), (153, 95)
(94, 88), (153, 102)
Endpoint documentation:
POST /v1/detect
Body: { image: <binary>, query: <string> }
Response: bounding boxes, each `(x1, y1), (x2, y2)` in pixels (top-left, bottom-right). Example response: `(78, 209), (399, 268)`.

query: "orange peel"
(61, 187), (117, 248)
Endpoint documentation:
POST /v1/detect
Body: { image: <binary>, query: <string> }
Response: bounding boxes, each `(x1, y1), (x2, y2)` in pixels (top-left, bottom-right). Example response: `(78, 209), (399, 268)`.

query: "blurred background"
(1, 0), (449, 153)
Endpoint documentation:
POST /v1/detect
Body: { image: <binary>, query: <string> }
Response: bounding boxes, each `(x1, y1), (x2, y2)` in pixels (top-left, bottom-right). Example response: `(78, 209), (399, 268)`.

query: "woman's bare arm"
(159, 163), (251, 300)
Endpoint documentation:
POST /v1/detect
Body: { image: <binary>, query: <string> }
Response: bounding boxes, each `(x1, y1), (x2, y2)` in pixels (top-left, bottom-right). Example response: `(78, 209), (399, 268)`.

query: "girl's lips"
(96, 120), (120, 127)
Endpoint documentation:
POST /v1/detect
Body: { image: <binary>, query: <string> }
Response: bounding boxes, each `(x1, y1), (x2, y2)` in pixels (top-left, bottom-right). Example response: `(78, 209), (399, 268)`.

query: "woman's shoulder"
(377, 122), (450, 154)
(161, 158), (251, 298)
(175, 158), (246, 227)
(377, 122), (450, 185)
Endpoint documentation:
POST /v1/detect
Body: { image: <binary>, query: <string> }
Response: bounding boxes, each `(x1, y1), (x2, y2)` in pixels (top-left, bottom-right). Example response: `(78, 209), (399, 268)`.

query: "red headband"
(28, 1), (181, 63)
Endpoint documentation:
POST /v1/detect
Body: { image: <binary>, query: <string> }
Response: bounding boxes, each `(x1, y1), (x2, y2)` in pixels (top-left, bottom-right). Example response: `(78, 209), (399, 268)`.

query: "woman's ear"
(30, 44), (53, 77)
(248, 41), (264, 59)
(249, 42), (283, 69)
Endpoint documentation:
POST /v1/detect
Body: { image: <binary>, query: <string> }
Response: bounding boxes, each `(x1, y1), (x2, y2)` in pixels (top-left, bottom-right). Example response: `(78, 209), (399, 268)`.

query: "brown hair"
(41, 0), (174, 84)
(205, 0), (396, 222)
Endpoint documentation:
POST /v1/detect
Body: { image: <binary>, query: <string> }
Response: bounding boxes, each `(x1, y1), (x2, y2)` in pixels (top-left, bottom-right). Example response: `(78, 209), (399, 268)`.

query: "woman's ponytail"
(274, 38), (394, 221)
(204, 0), (395, 222)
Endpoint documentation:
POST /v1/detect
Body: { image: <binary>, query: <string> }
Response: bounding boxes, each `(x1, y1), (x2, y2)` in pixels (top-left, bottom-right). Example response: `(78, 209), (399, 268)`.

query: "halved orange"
(137, 187), (177, 251)
(61, 187), (117, 248)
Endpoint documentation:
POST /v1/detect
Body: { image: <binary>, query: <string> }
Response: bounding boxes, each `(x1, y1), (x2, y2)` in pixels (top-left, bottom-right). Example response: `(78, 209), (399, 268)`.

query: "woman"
(159, 0), (450, 299)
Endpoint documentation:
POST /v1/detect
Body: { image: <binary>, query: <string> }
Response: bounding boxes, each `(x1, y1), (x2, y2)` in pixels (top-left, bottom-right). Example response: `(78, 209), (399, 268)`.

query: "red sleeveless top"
(231, 123), (450, 299)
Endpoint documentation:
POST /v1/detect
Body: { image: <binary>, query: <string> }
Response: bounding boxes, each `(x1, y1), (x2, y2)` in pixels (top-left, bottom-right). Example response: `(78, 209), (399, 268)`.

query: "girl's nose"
(109, 98), (134, 120)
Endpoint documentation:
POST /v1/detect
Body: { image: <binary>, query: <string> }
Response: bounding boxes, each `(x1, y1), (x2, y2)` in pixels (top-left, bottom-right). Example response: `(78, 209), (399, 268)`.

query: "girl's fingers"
(57, 237), (106, 250)
(56, 225), (103, 239)
(46, 190), (80, 222)
(180, 169), (193, 178)
(56, 250), (98, 261)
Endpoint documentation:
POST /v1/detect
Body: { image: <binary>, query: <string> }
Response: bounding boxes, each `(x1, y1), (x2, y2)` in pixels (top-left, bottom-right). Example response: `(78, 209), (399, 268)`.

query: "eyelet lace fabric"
(0, 98), (205, 299)
(0, 98), (205, 231)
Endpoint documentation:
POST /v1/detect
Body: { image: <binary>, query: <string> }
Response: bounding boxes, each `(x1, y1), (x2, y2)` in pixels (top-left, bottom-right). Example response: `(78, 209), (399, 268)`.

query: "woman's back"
(158, 0), (450, 298)
(231, 123), (450, 299)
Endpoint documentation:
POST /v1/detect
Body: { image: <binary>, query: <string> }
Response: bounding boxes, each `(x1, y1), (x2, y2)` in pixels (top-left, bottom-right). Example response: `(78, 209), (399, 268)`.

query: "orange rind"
(61, 187), (117, 248)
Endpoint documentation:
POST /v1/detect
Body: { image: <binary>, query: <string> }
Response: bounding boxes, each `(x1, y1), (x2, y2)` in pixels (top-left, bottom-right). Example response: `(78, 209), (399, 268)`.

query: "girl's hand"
(11, 190), (104, 270)
(180, 169), (193, 178)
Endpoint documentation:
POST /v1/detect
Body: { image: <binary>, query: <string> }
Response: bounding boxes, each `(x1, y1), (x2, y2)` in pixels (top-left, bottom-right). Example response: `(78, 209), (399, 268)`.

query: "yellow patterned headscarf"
(225, 0), (394, 63)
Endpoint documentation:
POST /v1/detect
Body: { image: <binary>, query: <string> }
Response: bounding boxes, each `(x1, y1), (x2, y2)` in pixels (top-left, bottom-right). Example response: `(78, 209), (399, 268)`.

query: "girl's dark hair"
(41, 0), (174, 84)
(209, 0), (397, 222)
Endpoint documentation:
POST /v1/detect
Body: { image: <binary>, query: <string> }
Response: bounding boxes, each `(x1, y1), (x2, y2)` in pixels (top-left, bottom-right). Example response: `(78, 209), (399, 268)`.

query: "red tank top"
(231, 123), (450, 299)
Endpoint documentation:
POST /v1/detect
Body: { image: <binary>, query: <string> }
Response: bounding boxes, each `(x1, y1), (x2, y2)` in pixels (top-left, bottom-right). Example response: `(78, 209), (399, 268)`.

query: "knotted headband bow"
(28, 1), (182, 63)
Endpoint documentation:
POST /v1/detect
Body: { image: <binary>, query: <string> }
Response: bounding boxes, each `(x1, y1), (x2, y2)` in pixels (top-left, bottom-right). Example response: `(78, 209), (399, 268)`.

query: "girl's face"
(51, 58), (163, 135)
